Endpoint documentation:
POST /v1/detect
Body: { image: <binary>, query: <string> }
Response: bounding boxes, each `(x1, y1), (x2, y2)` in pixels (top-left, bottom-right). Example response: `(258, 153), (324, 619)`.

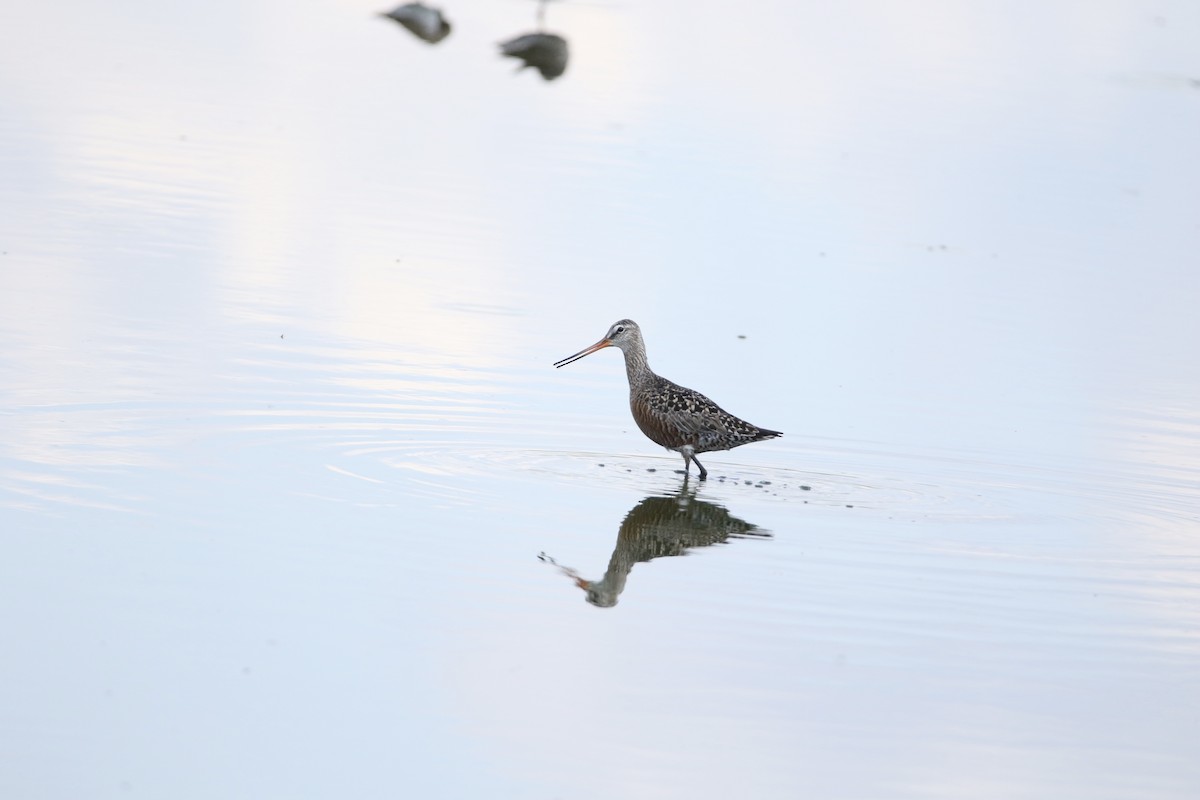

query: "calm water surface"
(2, 1), (1199, 798)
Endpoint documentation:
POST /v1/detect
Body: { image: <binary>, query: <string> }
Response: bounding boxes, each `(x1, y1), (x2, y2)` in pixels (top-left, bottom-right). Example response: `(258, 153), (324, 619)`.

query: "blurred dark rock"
(499, 32), (569, 81)
(380, 3), (451, 44)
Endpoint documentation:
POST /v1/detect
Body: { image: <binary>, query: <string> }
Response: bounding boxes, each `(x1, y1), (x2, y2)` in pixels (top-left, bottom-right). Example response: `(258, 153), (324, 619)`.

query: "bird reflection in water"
(540, 483), (770, 607)
(379, 3), (452, 44)
(499, 1), (568, 80)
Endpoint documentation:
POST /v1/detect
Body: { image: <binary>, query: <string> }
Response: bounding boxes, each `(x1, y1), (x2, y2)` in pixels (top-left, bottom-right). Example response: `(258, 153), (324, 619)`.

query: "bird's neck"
(621, 344), (652, 387)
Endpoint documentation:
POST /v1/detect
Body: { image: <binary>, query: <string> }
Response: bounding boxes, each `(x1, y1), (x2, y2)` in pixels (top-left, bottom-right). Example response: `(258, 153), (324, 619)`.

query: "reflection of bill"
(540, 486), (770, 608)
(499, 33), (569, 81)
(379, 3), (452, 45)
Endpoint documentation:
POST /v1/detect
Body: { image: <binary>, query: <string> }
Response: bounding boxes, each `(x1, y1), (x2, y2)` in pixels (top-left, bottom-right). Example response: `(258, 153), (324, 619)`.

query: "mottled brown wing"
(636, 376), (772, 452)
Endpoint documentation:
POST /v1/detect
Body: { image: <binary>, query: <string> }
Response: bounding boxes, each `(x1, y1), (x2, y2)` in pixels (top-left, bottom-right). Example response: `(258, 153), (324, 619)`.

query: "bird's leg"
(679, 447), (708, 480)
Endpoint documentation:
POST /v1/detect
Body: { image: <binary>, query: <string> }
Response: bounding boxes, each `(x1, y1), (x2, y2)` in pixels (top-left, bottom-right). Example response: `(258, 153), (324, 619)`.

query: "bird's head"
(553, 319), (642, 367)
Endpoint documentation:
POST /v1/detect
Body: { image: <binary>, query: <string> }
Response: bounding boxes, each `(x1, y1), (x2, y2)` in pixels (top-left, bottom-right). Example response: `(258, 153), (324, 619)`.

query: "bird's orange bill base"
(553, 339), (611, 368)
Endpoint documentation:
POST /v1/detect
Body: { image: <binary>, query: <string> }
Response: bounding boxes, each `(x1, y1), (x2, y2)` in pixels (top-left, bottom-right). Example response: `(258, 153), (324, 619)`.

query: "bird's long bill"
(553, 338), (611, 368)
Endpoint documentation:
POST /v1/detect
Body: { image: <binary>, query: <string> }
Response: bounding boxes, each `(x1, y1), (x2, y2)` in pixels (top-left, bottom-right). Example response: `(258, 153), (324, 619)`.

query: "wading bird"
(554, 320), (781, 479)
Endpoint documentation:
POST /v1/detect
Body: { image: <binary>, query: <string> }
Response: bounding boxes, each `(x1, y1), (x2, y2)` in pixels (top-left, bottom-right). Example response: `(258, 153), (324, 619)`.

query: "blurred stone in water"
(379, 3), (451, 44)
(499, 32), (569, 81)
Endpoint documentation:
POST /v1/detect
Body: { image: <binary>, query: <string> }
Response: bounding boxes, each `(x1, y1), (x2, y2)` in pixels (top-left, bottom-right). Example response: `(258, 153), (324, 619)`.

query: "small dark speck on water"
(762, 481), (771, 485)
(626, 469), (631, 472)
(597, 463), (605, 467)
(737, 334), (747, 339)
(846, 504), (854, 508)
(646, 468), (656, 472)
(744, 480), (752, 485)
(801, 485), (812, 491)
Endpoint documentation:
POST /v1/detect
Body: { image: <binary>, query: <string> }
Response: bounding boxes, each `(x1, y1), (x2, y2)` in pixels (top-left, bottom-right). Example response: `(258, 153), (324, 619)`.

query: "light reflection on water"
(2, 320), (1199, 797)
(2, 0), (1200, 797)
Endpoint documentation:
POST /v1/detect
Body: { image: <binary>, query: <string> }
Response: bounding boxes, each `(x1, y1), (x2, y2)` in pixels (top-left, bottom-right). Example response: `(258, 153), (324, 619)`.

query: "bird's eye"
(614, 326), (625, 334)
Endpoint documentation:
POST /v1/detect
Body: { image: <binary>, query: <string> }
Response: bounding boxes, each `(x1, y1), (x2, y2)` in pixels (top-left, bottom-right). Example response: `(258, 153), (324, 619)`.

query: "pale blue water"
(2, 1), (1199, 798)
